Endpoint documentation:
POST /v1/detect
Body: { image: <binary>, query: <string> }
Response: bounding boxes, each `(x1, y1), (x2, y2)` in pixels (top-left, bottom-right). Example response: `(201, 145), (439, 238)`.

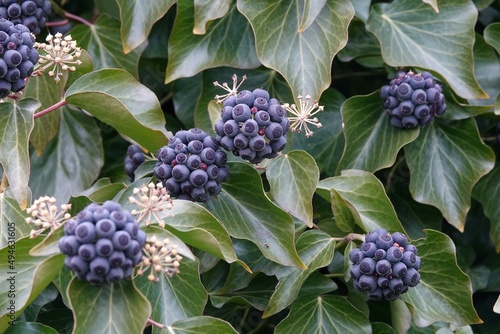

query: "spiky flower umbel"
(213, 73), (247, 103)
(34, 32), (82, 83)
(137, 235), (182, 282)
(128, 182), (173, 227)
(26, 196), (71, 238)
(284, 95), (323, 137)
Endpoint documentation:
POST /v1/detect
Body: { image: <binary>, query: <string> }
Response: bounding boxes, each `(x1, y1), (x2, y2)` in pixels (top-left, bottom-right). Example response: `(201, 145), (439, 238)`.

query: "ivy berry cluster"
(214, 88), (290, 164)
(381, 70), (446, 129)
(124, 144), (145, 182)
(59, 201), (146, 285)
(349, 229), (421, 301)
(0, 0), (51, 35)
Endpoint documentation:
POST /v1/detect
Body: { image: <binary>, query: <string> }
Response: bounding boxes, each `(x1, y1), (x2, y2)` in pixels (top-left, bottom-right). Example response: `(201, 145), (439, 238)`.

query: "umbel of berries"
(0, 18), (38, 97)
(381, 70), (446, 129)
(0, 0), (51, 36)
(349, 229), (421, 301)
(124, 144), (145, 182)
(59, 201), (146, 285)
(154, 128), (230, 202)
(214, 88), (290, 164)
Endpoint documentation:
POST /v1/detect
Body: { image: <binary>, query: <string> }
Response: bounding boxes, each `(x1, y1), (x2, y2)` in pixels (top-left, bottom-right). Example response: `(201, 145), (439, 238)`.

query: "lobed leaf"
(404, 119), (495, 231)
(266, 150), (319, 227)
(0, 193), (31, 248)
(237, 0), (354, 100)
(65, 69), (169, 152)
(193, 0), (232, 35)
(167, 316), (238, 334)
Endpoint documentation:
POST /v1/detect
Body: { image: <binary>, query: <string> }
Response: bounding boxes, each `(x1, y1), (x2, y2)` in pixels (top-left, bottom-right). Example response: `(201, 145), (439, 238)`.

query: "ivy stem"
(147, 318), (164, 329)
(33, 100), (68, 119)
(331, 232), (365, 243)
(324, 273), (344, 278)
(64, 11), (93, 27)
(45, 19), (70, 27)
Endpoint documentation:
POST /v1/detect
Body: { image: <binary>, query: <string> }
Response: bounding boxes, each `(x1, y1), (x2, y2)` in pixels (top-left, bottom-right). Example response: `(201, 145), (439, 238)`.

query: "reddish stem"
(147, 318), (164, 329)
(64, 12), (93, 27)
(33, 100), (68, 119)
(45, 19), (70, 27)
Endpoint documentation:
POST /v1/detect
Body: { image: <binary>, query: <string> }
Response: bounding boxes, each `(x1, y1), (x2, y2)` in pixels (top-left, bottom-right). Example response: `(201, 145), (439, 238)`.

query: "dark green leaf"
(366, 0), (487, 99)
(29, 225), (64, 257)
(372, 322), (397, 334)
(18, 284), (58, 322)
(404, 119), (495, 231)
(263, 230), (335, 317)
(484, 22), (500, 54)
(68, 279), (151, 334)
(70, 15), (146, 78)
(172, 73), (203, 129)
(337, 20), (383, 67)
(238, 0), (354, 100)
(116, 0), (175, 53)
(274, 295), (371, 334)
(4, 322), (58, 334)
(166, 2), (260, 83)
(266, 150), (319, 227)
(29, 107), (103, 204)
(193, 0), (231, 35)
(65, 69), (169, 152)
(338, 91), (419, 173)
(205, 162), (304, 269)
(167, 316), (238, 334)
(0, 99), (39, 208)
(0, 194), (31, 248)
(402, 230), (482, 327)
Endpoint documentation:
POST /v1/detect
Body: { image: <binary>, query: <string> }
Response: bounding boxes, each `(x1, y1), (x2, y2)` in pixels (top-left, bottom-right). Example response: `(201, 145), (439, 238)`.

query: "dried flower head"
(129, 182), (173, 227)
(136, 235), (182, 282)
(26, 196), (72, 238)
(213, 74), (247, 103)
(283, 95), (324, 137)
(34, 32), (82, 83)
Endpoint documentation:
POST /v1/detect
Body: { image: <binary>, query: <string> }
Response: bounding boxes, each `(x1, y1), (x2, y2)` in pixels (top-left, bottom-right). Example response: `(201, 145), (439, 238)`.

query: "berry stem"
(331, 232), (366, 243)
(64, 11), (93, 27)
(45, 19), (70, 27)
(33, 100), (68, 119)
(147, 318), (165, 329)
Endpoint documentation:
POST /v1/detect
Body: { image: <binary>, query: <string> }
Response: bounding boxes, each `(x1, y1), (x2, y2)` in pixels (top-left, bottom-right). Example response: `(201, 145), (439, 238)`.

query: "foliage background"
(0, 0), (500, 333)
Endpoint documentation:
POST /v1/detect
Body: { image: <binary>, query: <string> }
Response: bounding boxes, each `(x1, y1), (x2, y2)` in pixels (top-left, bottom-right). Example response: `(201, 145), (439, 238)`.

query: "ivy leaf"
(193, 0), (231, 35)
(167, 316), (238, 334)
(65, 69), (169, 152)
(266, 150), (319, 227)
(116, 0), (175, 53)
(263, 230), (336, 317)
(18, 284), (58, 322)
(472, 159), (500, 252)
(274, 295), (371, 334)
(338, 92), (419, 173)
(165, 1), (260, 83)
(237, 0), (354, 100)
(135, 256), (206, 328)
(317, 170), (406, 234)
(0, 193), (30, 248)
(70, 15), (146, 78)
(0, 237), (64, 332)
(204, 162), (305, 269)
(484, 23), (500, 55)
(29, 107), (103, 204)
(402, 229), (482, 327)
(404, 119), (495, 231)
(366, 0), (487, 100)
(68, 279), (151, 334)
(0, 99), (40, 209)
(4, 322), (58, 334)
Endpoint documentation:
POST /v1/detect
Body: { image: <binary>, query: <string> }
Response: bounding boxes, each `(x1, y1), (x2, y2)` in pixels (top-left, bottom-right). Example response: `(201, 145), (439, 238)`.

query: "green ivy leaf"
(0, 237), (64, 332)
(4, 322), (58, 334)
(165, 1), (260, 83)
(65, 69), (169, 152)
(237, 0), (354, 100)
(472, 159), (500, 252)
(274, 295), (371, 334)
(317, 170), (406, 234)
(291, 88), (345, 177)
(0, 193), (30, 248)
(116, 0), (175, 53)
(68, 279), (151, 334)
(402, 230), (482, 327)
(404, 119), (495, 231)
(204, 162), (305, 269)
(167, 316), (238, 334)
(29, 107), (103, 204)
(18, 284), (58, 322)
(263, 230), (335, 317)
(29, 226), (64, 257)
(338, 92), (419, 173)
(484, 23), (500, 55)
(0, 99), (40, 209)
(172, 73), (203, 129)
(70, 15), (146, 78)
(337, 20), (383, 67)
(266, 150), (319, 227)
(372, 322), (396, 334)
(135, 256), (207, 328)
(366, 0), (487, 100)
(193, 0), (231, 35)
(69, 178), (126, 212)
